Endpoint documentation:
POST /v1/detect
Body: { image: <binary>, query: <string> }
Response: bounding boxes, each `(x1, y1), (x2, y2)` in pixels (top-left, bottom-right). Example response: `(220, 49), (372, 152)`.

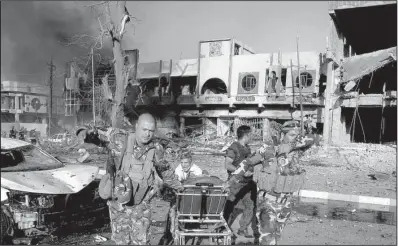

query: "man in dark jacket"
(223, 125), (257, 238)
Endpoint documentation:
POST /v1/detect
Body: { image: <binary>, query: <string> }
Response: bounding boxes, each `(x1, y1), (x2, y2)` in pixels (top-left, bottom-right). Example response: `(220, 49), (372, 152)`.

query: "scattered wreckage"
(0, 138), (107, 244)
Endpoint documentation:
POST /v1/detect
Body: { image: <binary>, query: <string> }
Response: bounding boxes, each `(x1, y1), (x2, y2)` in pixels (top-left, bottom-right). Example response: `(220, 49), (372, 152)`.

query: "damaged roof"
(341, 46), (397, 83)
(1, 137), (32, 150)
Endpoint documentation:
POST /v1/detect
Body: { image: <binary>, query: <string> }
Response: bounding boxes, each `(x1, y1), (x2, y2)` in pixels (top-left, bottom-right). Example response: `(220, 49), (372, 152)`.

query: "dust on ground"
(192, 143), (397, 199)
(37, 139), (396, 245)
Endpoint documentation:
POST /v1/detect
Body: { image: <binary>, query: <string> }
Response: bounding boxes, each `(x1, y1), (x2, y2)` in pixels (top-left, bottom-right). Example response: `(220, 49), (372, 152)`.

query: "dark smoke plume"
(1, 1), (111, 86)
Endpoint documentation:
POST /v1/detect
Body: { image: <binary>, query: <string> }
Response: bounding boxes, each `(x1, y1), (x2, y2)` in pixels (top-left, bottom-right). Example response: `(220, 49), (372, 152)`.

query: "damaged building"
(323, 1), (397, 144)
(119, 39), (327, 140)
(1, 81), (64, 137)
(64, 2), (396, 144)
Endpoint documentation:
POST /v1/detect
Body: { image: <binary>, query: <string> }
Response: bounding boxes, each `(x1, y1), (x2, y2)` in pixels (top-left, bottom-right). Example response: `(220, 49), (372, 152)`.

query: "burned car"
(0, 137), (107, 242)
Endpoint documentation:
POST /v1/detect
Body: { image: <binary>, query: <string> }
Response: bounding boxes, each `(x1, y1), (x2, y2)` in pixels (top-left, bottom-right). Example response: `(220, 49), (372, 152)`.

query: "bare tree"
(62, 1), (139, 128)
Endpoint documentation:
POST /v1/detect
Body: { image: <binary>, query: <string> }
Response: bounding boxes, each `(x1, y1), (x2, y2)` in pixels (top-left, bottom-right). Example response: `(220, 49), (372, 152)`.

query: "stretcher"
(172, 176), (232, 245)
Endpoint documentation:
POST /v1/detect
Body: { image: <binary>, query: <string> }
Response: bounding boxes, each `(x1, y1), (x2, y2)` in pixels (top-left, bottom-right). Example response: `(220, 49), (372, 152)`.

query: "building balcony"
(340, 92), (397, 107)
(133, 92), (325, 108)
(175, 93), (325, 107)
(328, 1), (396, 11)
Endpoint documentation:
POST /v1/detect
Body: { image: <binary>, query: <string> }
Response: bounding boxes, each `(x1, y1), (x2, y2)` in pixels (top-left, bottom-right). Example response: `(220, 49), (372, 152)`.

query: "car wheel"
(1, 206), (14, 243)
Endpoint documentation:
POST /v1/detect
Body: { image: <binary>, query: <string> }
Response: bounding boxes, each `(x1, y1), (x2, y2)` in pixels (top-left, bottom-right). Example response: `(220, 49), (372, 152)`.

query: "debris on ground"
(93, 235), (107, 243)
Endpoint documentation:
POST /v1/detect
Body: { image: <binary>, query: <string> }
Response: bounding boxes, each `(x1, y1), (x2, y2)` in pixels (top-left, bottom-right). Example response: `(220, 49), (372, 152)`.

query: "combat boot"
(237, 228), (253, 238)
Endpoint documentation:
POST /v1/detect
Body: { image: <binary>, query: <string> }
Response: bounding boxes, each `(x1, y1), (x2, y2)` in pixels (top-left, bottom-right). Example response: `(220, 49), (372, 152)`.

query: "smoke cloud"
(1, 1), (111, 86)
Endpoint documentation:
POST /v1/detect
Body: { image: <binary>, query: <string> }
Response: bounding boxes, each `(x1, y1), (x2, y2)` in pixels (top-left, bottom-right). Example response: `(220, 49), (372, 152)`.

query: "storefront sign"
(204, 96), (222, 103)
(236, 96), (255, 102)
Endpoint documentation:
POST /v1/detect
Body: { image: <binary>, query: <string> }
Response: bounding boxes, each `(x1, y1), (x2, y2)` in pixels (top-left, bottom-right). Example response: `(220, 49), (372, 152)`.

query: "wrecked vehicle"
(0, 137), (107, 242)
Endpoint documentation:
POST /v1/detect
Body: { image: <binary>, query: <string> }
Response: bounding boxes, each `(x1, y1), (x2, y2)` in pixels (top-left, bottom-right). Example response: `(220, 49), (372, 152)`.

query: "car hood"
(1, 165), (99, 194)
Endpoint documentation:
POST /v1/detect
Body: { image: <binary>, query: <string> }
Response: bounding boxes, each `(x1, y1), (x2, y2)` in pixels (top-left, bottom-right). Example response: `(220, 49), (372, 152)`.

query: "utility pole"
(47, 57), (56, 137)
(296, 35), (304, 134)
(91, 48), (96, 125)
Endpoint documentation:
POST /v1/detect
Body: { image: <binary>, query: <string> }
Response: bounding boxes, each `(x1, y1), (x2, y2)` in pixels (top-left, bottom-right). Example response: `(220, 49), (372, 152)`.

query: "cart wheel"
(1, 206), (14, 244)
(225, 236), (232, 245)
(174, 235), (179, 245)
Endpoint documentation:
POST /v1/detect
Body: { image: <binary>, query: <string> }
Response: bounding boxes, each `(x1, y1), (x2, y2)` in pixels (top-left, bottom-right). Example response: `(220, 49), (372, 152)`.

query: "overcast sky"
(124, 1), (330, 62)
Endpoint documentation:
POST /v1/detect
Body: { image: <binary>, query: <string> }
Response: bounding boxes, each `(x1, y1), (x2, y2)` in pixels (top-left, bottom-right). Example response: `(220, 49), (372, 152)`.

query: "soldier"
(106, 113), (183, 245)
(255, 125), (314, 245)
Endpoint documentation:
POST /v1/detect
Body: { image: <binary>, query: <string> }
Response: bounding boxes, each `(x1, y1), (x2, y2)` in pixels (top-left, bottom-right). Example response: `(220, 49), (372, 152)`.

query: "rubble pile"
(301, 143), (396, 175)
(338, 143), (397, 174)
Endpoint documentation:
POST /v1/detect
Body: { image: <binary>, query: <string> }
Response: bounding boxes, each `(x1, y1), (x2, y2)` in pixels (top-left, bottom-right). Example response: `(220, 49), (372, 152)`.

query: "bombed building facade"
(323, 1), (397, 144)
(63, 1), (397, 144)
(121, 39), (327, 140)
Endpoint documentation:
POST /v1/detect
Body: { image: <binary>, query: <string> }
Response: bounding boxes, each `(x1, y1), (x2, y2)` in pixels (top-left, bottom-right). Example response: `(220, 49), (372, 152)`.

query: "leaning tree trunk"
(111, 39), (127, 128)
(101, 1), (135, 128)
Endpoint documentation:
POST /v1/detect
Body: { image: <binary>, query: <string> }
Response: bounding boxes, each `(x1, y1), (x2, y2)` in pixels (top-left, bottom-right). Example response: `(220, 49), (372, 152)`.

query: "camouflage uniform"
(108, 200), (152, 245)
(108, 136), (182, 245)
(256, 131), (314, 245)
(256, 189), (294, 245)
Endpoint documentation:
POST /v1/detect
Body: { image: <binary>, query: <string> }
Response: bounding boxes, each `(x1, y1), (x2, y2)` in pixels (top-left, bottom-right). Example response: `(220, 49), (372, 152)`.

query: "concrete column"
(15, 96), (20, 111)
(322, 61), (334, 145)
(262, 118), (270, 142)
(233, 117), (239, 136)
(15, 113), (20, 123)
(340, 110), (351, 143)
(330, 105), (342, 145)
(217, 118), (221, 136)
(201, 117), (206, 136)
(329, 101), (351, 145)
(179, 117), (185, 137)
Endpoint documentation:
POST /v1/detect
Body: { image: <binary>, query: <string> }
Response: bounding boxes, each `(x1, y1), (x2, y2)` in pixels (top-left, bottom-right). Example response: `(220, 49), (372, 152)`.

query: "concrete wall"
(170, 59), (198, 77)
(199, 40), (232, 94)
(229, 51), (321, 96)
(230, 54), (269, 96)
(200, 40), (232, 58)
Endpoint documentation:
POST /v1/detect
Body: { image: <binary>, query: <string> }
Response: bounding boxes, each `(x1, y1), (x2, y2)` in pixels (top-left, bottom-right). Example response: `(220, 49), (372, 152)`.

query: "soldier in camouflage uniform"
(255, 122), (315, 245)
(107, 113), (183, 245)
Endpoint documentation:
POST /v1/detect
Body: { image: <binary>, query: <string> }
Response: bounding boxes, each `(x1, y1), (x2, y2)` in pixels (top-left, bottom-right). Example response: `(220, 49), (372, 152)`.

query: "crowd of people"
(97, 112), (314, 245)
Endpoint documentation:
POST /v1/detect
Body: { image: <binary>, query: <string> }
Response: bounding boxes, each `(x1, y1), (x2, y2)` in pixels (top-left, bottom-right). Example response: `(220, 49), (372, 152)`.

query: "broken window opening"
(280, 68), (287, 89)
(295, 72), (313, 88)
(355, 63), (397, 95)
(267, 71), (278, 93)
(265, 69), (270, 93)
(201, 78), (227, 95)
(158, 76), (171, 96)
(343, 107), (396, 144)
(183, 117), (204, 137)
(142, 79), (160, 97)
(171, 76), (197, 96)
(319, 74), (327, 96)
(234, 43), (241, 56)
